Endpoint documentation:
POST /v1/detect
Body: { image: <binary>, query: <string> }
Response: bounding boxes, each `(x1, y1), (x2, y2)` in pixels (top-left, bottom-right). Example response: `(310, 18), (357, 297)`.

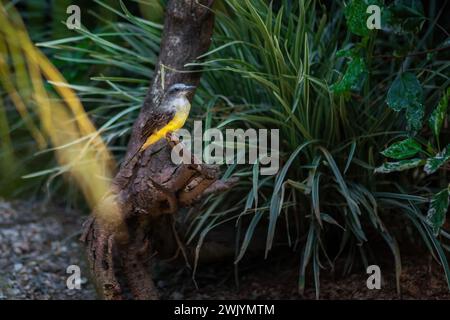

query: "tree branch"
(82, 0), (218, 300)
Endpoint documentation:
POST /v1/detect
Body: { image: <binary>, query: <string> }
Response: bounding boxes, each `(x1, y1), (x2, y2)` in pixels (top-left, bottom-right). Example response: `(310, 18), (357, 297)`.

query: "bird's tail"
(122, 134), (164, 168)
(140, 133), (163, 151)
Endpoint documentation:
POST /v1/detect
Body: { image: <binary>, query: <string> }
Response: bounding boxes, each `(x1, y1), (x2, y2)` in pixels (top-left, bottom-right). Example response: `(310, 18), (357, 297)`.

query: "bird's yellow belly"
(141, 111), (188, 150)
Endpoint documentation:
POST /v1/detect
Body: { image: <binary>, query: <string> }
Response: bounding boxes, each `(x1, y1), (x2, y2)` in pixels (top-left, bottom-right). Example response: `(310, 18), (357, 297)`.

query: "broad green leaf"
(386, 0), (425, 34)
(387, 73), (423, 111)
(344, 0), (379, 37)
(374, 158), (425, 173)
(424, 146), (450, 175)
(429, 87), (450, 138)
(381, 138), (422, 160)
(426, 188), (450, 236)
(386, 72), (424, 130)
(331, 55), (367, 94)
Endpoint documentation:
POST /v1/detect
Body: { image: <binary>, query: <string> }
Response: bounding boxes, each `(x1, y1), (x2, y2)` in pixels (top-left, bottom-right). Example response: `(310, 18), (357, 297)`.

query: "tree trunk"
(80, 0), (229, 300)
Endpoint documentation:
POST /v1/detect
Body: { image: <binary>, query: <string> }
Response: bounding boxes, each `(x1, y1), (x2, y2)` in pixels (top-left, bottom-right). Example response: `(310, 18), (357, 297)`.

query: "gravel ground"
(1, 199), (449, 300)
(0, 200), (96, 300)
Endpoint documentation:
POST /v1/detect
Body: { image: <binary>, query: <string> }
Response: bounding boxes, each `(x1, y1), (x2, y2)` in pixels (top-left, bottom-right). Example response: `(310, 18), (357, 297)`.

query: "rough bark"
(80, 0), (231, 300)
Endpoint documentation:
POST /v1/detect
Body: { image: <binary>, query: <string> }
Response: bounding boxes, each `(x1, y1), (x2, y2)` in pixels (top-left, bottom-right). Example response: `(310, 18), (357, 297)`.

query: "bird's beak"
(183, 85), (196, 97)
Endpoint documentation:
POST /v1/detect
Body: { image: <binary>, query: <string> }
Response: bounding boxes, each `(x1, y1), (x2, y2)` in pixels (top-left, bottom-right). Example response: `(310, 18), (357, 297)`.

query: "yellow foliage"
(0, 4), (116, 208)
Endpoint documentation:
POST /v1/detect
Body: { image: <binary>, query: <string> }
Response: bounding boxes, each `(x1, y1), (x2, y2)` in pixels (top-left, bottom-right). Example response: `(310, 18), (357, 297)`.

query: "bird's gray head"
(166, 83), (196, 97)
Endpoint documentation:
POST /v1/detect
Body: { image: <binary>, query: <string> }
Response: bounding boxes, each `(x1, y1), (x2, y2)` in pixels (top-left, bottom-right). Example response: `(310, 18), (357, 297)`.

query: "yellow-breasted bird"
(124, 83), (195, 167)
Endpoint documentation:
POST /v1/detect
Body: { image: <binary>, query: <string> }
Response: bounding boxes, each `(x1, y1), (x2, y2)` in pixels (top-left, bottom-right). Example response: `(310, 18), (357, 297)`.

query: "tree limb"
(81, 0), (220, 300)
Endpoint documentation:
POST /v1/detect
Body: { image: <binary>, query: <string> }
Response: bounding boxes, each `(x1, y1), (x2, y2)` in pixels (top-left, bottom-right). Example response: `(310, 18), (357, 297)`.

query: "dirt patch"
(1, 200), (449, 300)
(0, 200), (96, 300)
(156, 254), (450, 300)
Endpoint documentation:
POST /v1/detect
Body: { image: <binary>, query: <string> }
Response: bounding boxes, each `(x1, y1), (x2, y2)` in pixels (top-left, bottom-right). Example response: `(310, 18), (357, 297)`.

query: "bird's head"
(166, 83), (196, 98)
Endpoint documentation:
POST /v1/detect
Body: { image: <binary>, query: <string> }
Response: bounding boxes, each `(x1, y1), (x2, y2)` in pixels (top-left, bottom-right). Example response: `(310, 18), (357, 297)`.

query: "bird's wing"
(140, 109), (176, 141)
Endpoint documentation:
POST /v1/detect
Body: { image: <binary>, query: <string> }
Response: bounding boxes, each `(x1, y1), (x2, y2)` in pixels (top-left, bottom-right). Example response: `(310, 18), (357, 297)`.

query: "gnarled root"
(81, 215), (159, 300)
(81, 141), (236, 300)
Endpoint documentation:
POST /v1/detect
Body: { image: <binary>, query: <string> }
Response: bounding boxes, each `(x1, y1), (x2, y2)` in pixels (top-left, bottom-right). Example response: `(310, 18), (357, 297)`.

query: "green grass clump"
(187, 0), (450, 297)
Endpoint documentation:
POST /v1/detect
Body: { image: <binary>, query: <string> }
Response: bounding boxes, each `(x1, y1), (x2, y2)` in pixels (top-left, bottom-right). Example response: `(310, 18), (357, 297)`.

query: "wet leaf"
(424, 146), (450, 175)
(386, 0), (425, 34)
(381, 138), (422, 160)
(331, 55), (367, 94)
(386, 72), (424, 130)
(429, 87), (450, 138)
(374, 158), (425, 173)
(426, 188), (449, 236)
(344, 0), (380, 37)
(387, 73), (422, 111)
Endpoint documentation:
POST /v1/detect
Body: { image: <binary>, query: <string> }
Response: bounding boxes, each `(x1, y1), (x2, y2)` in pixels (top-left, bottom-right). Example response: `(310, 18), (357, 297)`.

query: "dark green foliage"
(375, 158), (425, 173)
(386, 0), (426, 34)
(331, 52), (367, 94)
(386, 72), (424, 131)
(424, 147), (450, 175)
(427, 188), (450, 236)
(380, 138), (422, 160)
(429, 88), (450, 138)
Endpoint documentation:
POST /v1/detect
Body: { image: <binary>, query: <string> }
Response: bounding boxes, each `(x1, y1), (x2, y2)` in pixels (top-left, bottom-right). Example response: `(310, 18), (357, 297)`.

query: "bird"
(123, 83), (195, 168)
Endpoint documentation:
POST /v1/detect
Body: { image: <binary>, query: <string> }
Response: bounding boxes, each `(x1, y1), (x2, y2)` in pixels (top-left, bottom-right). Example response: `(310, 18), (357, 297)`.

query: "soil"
(157, 258), (450, 300)
(1, 200), (449, 300)
(0, 200), (96, 300)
